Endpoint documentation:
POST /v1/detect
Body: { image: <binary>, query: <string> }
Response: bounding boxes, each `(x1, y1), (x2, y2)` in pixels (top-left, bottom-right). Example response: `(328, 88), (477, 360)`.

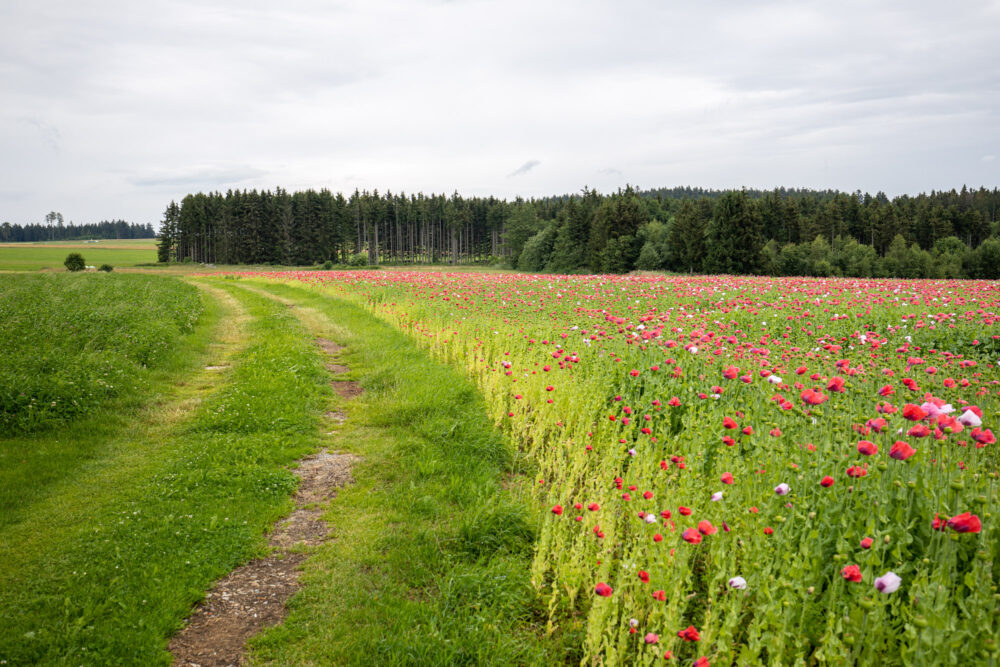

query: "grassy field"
(0, 273), (574, 665)
(0, 238), (157, 270)
(0, 280), (331, 664)
(0, 273), (202, 436)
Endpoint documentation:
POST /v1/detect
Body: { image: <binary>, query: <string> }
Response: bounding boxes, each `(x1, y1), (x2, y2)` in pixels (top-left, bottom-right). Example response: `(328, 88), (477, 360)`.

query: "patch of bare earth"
(169, 333), (360, 667)
(316, 337), (343, 354)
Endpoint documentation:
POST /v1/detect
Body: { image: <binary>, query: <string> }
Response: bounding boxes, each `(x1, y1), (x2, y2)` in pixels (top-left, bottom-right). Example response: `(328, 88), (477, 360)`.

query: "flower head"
(874, 572), (901, 594)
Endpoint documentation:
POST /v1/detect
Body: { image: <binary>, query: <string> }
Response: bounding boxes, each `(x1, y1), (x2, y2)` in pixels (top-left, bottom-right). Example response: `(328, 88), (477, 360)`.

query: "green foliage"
(517, 223), (558, 272)
(0, 274), (201, 435)
(63, 252), (85, 271)
(98, 263), (113, 272)
(635, 241), (662, 270)
(322, 259), (334, 270)
(704, 190), (764, 274)
(348, 252), (368, 267)
(504, 202), (543, 268)
(546, 198), (594, 273)
(587, 187), (648, 273)
(667, 199), (711, 272)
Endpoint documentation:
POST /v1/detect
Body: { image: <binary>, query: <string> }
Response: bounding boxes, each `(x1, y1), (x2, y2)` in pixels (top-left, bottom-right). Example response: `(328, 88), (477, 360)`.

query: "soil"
(332, 380), (363, 399)
(316, 337), (343, 354)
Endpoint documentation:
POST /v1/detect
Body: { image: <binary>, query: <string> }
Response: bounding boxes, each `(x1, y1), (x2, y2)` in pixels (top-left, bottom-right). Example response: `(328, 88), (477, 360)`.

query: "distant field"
(0, 239), (157, 270)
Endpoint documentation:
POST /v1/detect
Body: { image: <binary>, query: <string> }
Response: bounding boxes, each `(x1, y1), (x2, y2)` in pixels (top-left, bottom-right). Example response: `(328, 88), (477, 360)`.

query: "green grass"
(0, 273), (202, 435)
(0, 239), (157, 271)
(0, 282), (329, 665)
(227, 280), (581, 666)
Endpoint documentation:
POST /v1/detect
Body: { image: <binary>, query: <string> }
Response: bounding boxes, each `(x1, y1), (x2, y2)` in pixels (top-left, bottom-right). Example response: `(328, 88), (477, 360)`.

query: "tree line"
(0, 217), (155, 243)
(156, 185), (1000, 278)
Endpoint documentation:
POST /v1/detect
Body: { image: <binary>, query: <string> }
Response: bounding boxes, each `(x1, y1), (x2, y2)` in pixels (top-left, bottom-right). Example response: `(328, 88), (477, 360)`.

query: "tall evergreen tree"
(704, 190), (763, 275)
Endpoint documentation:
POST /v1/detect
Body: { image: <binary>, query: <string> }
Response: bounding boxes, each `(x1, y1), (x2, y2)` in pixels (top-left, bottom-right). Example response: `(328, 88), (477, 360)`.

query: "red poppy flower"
(551, 505), (563, 515)
(678, 506), (692, 516)
(723, 417), (737, 429)
(595, 582), (613, 597)
(857, 440), (877, 456)
(820, 476), (835, 487)
(907, 424), (930, 438)
(947, 512), (982, 533)
(638, 570), (650, 583)
(902, 403), (928, 421)
(721, 472), (734, 484)
(677, 626), (700, 642)
(841, 564), (862, 582)
(889, 440), (916, 460)
(801, 388), (828, 405)
(860, 537), (873, 549)
(652, 589), (666, 601)
(697, 520), (717, 536)
(682, 528), (703, 544)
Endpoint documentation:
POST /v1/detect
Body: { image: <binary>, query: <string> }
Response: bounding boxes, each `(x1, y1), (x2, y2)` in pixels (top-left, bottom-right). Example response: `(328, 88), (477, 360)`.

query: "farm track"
(169, 282), (361, 667)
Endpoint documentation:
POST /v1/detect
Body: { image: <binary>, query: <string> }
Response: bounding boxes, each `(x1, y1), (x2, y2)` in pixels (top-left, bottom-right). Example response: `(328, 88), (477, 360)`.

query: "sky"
(1, 0), (999, 225)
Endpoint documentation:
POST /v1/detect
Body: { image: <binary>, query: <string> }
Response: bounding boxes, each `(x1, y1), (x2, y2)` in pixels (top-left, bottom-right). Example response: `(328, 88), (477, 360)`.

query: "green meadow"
(0, 239), (157, 271)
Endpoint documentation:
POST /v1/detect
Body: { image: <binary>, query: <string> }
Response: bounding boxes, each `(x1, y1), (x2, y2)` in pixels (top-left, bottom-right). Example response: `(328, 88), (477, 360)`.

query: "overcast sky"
(1, 0), (998, 225)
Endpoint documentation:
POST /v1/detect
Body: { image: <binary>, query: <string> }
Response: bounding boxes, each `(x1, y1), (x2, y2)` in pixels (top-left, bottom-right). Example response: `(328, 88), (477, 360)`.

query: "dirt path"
(169, 285), (361, 667)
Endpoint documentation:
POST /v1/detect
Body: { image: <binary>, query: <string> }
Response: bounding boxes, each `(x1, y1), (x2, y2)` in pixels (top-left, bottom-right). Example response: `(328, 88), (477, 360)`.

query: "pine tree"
(704, 190), (763, 275)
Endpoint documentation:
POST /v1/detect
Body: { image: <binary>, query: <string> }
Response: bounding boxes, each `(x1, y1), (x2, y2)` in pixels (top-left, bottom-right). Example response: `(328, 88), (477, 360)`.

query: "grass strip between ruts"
(0, 282), (329, 665)
(231, 279), (582, 666)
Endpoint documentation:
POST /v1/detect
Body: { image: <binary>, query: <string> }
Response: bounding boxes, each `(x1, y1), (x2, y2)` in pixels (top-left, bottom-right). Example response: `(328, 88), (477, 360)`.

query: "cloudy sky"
(1, 0), (998, 225)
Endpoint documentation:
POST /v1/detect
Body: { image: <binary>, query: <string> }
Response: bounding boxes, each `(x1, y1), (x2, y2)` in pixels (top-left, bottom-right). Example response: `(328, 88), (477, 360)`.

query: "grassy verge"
(0, 282), (329, 665)
(229, 280), (581, 666)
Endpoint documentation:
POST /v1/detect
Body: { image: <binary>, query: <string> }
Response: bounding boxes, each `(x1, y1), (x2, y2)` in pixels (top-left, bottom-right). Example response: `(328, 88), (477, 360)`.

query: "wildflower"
(857, 440), (877, 456)
(774, 483), (790, 495)
(947, 512), (982, 533)
(874, 572), (902, 594)
(889, 440), (916, 460)
(652, 589), (666, 600)
(820, 476), (835, 487)
(711, 491), (723, 502)
(721, 472), (734, 484)
(728, 576), (747, 589)
(692, 658), (710, 667)
(723, 417), (737, 429)
(697, 520), (717, 536)
(638, 570), (650, 583)
(907, 424), (930, 438)
(860, 537), (873, 549)
(972, 428), (995, 446)
(841, 564), (862, 582)
(958, 409), (983, 427)
(763, 526), (774, 535)
(678, 506), (692, 516)
(682, 528), (702, 544)
(595, 582), (613, 597)
(645, 633), (659, 644)
(902, 404), (928, 421)
(801, 388), (828, 405)
(551, 505), (563, 515)
(677, 625), (700, 642)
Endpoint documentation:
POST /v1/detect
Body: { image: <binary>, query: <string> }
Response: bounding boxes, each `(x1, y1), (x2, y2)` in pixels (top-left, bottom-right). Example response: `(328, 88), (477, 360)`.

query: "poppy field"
(248, 270), (998, 665)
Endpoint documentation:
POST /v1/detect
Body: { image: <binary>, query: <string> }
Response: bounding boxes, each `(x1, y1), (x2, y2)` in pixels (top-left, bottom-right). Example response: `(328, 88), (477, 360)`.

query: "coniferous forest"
(1, 219), (155, 243)
(156, 185), (1000, 279)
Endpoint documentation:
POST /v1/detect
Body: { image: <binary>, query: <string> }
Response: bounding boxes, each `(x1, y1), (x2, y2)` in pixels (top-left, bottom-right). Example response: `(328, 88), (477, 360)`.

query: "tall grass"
(0, 283), (328, 665)
(0, 273), (201, 435)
